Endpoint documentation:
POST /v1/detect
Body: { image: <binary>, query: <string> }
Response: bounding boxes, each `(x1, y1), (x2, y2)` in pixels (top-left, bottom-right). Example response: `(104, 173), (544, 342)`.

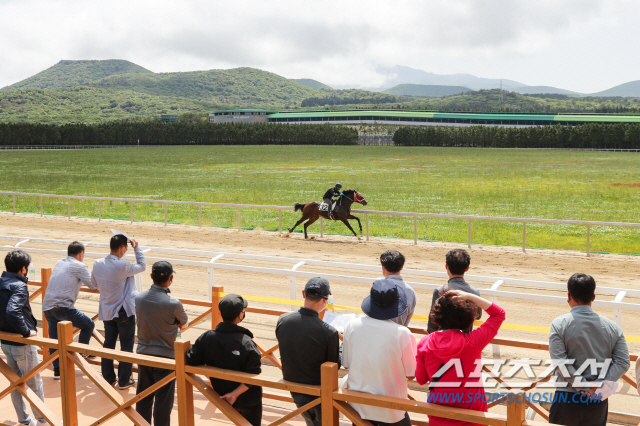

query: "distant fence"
(357, 134), (394, 145)
(2, 191), (640, 256)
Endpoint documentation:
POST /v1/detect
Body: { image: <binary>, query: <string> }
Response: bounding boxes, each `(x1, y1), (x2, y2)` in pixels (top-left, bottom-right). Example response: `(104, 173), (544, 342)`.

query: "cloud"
(0, 0), (638, 93)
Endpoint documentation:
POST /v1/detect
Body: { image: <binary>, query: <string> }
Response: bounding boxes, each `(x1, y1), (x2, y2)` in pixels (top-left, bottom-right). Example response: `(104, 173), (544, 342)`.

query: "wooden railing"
(0, 323), (543, 426)
(15, 268), (638, 426)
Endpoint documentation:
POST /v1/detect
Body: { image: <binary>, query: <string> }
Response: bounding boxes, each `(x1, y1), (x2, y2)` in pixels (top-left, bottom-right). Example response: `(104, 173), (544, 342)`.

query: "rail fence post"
(13, 194), (16, 215)
(130, 201), (134, 223)
(41, 268), (52, 339)
(207, 254), (224, 299)
(237, 207), (241, 231)
(279, 209), (282, 233)
(522, 222), (526, 253)
(40, 196), (43, 217)
(98, 199), (102, 221)
(365, 213), (369, 241)
(505, 393), (526, 426)
(58, 321), (79, 426)
(613, 291), (626, 326)
(164, 203), (168, 226)
(321, 363), (339, 426)
(175, 339), (195, 426)
(211, 285), (223, 329)
(68, 197), (71, 219)
(468, 219), (472, 248)
(199, 205), (202, 227)
(587, 225), (591, 257)
(321, 218), (324, 238)
(413, 215), (417, 245)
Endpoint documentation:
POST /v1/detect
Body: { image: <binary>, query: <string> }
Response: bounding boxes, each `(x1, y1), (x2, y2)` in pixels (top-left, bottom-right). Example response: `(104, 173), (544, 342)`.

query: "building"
(209, 110), (277, 124)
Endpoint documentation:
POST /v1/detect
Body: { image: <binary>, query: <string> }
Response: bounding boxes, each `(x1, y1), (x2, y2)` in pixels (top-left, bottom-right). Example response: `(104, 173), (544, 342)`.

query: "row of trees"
(393, 123), (640, 149)
(0, 122), (359, 146)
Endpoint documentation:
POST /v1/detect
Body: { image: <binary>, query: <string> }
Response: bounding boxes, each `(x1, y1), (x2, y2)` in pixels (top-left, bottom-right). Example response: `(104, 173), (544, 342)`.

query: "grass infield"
(0, 146), (639, 254)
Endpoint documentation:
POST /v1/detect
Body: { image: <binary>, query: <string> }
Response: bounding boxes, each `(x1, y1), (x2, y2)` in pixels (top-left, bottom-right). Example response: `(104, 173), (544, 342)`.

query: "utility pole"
(499, 79), (503, 103)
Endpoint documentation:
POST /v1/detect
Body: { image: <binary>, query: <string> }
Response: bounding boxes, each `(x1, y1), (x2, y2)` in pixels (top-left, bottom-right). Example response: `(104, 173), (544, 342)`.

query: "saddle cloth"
(319, 201), (335, 212)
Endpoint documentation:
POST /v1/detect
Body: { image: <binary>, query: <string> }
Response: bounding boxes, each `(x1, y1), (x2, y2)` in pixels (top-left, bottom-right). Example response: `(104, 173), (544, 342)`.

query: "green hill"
(383, 84), (471, 97)
(91, 67), (322, 105)
(290, 79), (334, 90)
(591, 80), (640, 97)
(1, 60), (152, 91)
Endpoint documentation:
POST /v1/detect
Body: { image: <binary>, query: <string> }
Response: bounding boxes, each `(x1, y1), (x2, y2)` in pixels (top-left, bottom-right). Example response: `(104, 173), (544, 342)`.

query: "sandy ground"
(1, 211), (639, 424)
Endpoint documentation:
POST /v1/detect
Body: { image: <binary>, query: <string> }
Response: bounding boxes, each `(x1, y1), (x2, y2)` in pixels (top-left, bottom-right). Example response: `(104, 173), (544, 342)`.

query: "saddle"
(319, 201), (337, 213)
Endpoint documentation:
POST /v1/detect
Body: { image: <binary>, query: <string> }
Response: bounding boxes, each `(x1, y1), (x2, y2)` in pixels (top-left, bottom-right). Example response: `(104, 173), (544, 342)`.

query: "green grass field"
(0, 146), (639, 254)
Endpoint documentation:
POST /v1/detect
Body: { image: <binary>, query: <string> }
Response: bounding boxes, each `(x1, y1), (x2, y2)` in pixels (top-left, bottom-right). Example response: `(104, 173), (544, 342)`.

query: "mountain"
(290, 79), (333, 90)
(90, 67), (321, 104)
(510, 86), (582, 96)
(1, 60), (152, 91)
(590, 80), (640, 97)
(383, 84), (472, 97)
(365, 65), (528, 91)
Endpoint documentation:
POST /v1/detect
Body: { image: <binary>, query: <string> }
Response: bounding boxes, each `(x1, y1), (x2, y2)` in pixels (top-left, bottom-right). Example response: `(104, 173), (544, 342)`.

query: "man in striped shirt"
(43, 241), (98, 379)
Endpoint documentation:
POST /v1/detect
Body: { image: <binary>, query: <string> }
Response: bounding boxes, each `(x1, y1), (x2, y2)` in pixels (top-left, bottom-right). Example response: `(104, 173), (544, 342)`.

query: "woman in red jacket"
(415, 290), (505, 426)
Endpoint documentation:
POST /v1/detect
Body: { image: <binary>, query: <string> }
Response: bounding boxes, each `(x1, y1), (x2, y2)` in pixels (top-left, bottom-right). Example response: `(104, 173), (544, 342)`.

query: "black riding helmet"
(335, 183), (342, 189)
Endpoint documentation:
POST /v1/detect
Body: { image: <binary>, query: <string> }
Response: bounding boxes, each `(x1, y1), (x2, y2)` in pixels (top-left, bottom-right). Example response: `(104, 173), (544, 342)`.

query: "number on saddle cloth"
(319, 201), (336, 212)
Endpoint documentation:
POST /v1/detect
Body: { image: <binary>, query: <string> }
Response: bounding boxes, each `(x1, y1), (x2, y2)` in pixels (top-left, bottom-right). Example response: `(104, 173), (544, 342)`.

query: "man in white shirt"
(342, 280), (417, 426)
(91, 234), (145, 389)
(43, 241), (97, 379)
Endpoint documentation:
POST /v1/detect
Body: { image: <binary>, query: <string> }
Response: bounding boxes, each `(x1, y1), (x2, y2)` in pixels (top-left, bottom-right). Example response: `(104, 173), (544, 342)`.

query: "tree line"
(0, 122), (358, 146)
(393, 123), (640, 149)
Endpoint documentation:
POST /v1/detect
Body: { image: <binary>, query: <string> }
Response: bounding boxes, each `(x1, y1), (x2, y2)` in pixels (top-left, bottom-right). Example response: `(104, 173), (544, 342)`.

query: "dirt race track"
(1, 212), (640, 422)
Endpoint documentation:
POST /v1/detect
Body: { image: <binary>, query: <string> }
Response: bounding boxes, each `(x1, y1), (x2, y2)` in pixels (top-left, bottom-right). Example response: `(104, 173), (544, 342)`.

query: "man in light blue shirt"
(91, 234), (145, 389)
(376, 250), (416, 327)
(548, 273), (629, 426)
(43, 241), (97, 379)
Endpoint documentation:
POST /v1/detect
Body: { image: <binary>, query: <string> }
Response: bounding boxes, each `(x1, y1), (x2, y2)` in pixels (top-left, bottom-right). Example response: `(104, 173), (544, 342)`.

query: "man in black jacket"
(186, 294), (262, 426)
(0, 250), (46, 426)
(323, 183), (342, 218)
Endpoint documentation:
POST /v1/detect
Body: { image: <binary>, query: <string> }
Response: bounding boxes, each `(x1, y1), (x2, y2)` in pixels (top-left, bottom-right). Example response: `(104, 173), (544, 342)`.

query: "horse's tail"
(294, 203), (306, 212)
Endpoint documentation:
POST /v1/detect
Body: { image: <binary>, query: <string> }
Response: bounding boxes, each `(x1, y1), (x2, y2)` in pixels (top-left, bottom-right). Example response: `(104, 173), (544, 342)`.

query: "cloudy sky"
(1, 0), (638, 93)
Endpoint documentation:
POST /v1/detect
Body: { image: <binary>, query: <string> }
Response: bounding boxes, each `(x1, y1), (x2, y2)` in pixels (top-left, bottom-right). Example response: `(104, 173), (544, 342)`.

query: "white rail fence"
(3, 191), (640, 255)
(2, 235), (639, 329)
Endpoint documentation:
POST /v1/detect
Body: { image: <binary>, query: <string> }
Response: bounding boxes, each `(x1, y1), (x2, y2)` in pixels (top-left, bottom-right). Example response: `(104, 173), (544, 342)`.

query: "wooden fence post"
(58, 321), (78, 426)
(211, 285), (223, 329)
(175, 340), (194, 426)
(41, 268), (52, 339)
(505, 392), (525, 426)
(321, 362), (339, 426)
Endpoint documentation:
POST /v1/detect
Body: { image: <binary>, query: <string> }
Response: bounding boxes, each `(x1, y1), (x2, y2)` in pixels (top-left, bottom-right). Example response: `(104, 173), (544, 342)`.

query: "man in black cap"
(276, 277), (341, 426)
(186, 294), (262, 426)
(135, 261), (188, 426)
(341, 280), (417, 426)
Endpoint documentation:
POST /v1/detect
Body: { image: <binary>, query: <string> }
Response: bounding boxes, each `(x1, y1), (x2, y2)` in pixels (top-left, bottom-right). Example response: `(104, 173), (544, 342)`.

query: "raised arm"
(124, 240), (146, 276)
(448, 289), (504, 349)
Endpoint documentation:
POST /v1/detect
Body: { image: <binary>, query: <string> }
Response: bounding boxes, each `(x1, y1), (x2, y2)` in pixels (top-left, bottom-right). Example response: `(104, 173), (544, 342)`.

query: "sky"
(1, 0), (639, 93)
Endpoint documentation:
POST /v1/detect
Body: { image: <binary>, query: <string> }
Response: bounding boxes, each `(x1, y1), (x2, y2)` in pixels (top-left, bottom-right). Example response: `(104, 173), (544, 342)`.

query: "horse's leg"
(340, 217), (359, 238)
(303, 216), (319, 239)
(288, 217), (306, 233)
(347, 214), (363, 233)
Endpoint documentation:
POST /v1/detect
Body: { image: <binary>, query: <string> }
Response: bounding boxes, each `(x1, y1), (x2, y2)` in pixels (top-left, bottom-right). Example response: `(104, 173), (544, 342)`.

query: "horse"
(288, 189), (368, 239)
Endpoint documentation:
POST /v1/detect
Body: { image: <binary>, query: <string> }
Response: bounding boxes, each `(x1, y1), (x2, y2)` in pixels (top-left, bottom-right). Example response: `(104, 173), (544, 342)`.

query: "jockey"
(323, 183), (342, 217)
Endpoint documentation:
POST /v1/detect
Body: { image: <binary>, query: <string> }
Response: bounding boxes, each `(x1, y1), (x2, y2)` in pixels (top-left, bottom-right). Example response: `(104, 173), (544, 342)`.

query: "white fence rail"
(2, 235), (639, 327)
(3, 191), (640, 255)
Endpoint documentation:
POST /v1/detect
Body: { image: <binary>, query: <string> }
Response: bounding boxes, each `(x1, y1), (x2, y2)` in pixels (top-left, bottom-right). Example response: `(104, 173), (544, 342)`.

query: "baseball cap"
(219, 294), (248, 320)
(304, 277), (331, 299)
(151, 261), (176, 281)
(361, 278), (408, 320)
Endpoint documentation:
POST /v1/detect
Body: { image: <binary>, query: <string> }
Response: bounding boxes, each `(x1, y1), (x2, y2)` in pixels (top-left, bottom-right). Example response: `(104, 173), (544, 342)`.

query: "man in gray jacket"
(548, 273), (629, 426)
(135, 261), (188, 426)
(427, 249), (481, 333)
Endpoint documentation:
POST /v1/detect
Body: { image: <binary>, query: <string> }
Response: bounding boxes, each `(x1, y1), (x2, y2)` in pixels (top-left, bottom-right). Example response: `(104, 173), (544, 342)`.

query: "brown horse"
(288, 189), (368, 239)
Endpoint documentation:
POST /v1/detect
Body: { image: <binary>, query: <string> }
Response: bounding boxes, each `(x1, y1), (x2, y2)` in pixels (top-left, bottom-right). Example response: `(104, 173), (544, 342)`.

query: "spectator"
(548, 273), (629, 426)
(276, 277), (340, 426)
(342, 279), (416, 426)
(91, 234), (145, 389)
(135, 261), (188, 426)
(376, 250), (415, 327)
(0, 250), (46, 426)
(186, 294), (262, 426)
(416, 290), (504, 426)
(43, 241), (97, 380)
(427, 249), (481, 333)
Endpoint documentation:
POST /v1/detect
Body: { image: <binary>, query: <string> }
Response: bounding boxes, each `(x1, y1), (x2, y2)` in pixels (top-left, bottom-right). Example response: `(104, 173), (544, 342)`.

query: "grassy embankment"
(0, 146), (639, 254)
